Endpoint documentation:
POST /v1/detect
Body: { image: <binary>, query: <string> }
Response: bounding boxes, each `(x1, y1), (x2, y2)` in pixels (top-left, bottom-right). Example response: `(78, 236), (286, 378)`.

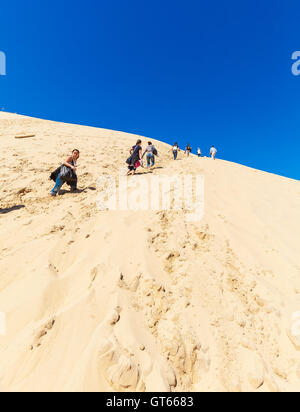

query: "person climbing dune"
(210, 145), (217, 160)
(142, 141), (158, 170)
(126, 140), (143, 175)
(185, 144), (192, 157)
(50, 149), (80, 196)
(171, 142), (180, 160)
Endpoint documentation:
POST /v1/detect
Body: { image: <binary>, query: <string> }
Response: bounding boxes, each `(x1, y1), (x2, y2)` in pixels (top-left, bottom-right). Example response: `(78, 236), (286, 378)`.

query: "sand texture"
(0, 112), (300, 392)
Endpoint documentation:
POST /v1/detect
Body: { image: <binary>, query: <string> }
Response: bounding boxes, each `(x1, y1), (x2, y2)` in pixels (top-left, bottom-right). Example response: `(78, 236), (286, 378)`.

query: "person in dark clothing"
(127, 140), (143, 175)
(185, 144), (192, 157)
(50, 149), (80, 196)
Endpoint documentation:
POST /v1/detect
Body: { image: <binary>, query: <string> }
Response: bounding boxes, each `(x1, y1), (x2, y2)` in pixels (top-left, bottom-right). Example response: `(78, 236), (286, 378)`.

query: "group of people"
(49, 141), (218, 195)
(126, 140), (158, 176)
(172, 144), (218, 160)
(198, 145), (218, 160)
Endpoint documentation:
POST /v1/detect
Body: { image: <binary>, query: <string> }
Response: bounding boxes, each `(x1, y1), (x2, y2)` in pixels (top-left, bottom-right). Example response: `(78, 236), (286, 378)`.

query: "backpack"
(152, 146), (158, 156)
(50, 166), (62, 182)
(60, 165), (77, 183)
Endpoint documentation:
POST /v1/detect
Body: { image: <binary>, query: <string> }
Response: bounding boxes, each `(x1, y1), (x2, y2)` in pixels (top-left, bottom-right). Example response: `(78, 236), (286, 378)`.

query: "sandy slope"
(0, 112), (300, 392)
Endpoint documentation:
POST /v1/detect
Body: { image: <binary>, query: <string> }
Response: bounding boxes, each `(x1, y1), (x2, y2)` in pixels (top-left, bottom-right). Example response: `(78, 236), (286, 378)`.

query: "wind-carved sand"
(0, 112), (300, 392)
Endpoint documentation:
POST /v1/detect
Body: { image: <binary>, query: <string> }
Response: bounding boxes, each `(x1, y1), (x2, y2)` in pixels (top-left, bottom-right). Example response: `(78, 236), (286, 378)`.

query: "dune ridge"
(0, 113), (300, 392)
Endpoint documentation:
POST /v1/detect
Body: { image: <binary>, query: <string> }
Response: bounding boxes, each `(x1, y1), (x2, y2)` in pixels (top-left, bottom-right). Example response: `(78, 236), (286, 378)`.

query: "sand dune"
(0, 112), (300, 392)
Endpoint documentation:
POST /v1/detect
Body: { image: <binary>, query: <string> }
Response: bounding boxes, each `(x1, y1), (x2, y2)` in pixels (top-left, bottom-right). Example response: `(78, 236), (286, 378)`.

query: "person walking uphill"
(142, 141), (158, 170)
(50, 149), (80, 196)
(172, 143), (180, 160)
(127, 139), (143, 176)
(210, 145), (217, 160)
(185, 144), (192, 157)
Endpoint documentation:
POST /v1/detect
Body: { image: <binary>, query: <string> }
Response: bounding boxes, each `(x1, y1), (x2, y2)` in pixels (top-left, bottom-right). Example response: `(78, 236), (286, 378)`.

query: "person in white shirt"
(210, 146), (217, 160)
(171, 143), (180, 160)
(197, 148), (202, 157)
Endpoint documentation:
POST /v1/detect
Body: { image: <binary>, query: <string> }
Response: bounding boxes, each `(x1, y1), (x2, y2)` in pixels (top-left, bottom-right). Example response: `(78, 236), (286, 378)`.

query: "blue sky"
(0, 0), (299, 180)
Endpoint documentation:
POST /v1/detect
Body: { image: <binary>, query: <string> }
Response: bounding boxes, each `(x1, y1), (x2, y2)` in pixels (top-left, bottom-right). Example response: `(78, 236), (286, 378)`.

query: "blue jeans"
(51, 174), (77, 195)
(51, 174), (63, 195)
(146, 153), (155, 168)
(173, 150), (178, 160)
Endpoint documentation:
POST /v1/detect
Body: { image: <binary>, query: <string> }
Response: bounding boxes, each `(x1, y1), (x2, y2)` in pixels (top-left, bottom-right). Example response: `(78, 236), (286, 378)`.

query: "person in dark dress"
(127, 140), (143, 175)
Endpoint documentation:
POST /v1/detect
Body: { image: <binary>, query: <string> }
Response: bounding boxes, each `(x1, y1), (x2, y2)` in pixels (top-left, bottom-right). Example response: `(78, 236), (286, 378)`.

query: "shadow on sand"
(130, 166), (164, 176)
(58, 187), (96, 196)
(0, 205), (25, 214)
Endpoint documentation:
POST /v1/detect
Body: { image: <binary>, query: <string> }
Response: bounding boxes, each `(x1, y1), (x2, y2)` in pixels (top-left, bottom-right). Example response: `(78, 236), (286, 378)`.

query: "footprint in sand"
(31, 319), (56, 350)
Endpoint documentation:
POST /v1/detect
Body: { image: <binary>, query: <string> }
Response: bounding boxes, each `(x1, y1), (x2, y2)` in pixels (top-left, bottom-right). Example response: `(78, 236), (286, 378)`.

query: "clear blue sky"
(1, 0), (299, 180)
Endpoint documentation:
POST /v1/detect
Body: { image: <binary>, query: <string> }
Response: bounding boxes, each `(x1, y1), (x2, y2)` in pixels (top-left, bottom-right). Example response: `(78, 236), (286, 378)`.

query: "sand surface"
(0, 112), (300, 392)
